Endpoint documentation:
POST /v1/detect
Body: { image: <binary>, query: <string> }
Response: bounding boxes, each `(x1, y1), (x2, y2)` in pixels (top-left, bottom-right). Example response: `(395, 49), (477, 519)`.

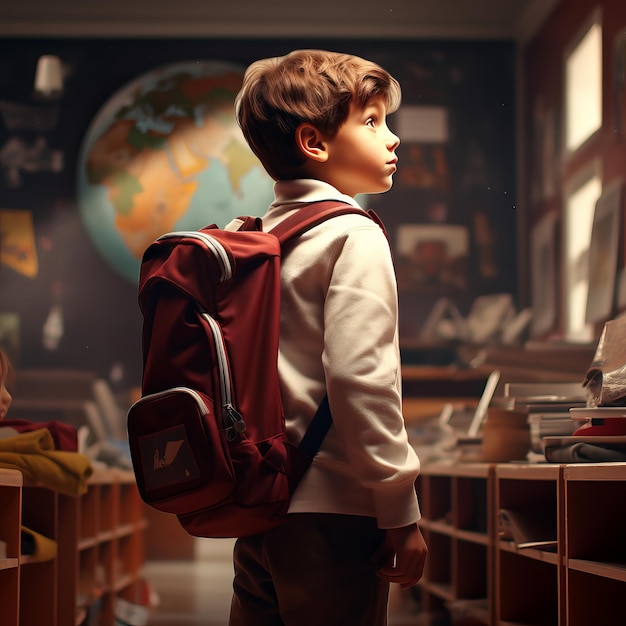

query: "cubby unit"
(76, 469), (147, 626)
(497, 550), (559, 626)
(417, 462), (494, 625)
(0, 466), (146, 626)
(0, 469), (22, 626)
(413, 461), (626, 626)
(495, 464), (563, 626)
(563, 463), (626, 626)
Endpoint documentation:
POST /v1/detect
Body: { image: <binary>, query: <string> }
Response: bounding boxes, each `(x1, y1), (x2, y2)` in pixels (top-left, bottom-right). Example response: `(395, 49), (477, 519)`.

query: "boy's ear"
(295, 123), (329, 163)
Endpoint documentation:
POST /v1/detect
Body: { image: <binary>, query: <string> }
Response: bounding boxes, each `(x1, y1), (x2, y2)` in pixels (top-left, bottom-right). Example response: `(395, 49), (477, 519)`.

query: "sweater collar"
(271, 179), (362, 210)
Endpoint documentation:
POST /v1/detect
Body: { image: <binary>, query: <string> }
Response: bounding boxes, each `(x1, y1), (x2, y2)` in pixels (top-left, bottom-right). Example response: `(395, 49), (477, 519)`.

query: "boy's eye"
(366, 117), (376, 127)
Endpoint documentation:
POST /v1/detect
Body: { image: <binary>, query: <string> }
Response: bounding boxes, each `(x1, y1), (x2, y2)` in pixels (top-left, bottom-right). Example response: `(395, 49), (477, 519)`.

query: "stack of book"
(542, 406), (626, 461)
(491, 381), (587, 457)
(568, 406), (626, 436)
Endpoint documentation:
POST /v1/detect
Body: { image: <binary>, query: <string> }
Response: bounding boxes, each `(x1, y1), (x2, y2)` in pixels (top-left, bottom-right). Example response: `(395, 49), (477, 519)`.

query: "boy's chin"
(360, 182), (394, 195)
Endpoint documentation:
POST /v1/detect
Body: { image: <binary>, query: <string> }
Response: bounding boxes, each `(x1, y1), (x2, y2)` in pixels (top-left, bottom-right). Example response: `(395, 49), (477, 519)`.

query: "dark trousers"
(229, 513), (389, 626)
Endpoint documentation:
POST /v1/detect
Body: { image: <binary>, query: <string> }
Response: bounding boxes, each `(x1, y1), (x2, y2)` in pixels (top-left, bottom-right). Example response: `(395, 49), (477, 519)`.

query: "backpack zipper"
(156, 230), (244, 438)
(131, 386), (210, 414)
(158, 231), (233, 282)
(202, 311), (246, 439)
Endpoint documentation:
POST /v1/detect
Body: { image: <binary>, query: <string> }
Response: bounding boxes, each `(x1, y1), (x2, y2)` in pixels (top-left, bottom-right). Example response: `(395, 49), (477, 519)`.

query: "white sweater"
(259, 179), (421, 529)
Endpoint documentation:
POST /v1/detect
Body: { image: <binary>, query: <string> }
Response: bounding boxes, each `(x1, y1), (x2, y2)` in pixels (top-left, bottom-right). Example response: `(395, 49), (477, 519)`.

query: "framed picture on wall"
(585, 178), (624, 324)
(530, 211), (558, 337)
(395, 223), (469, 293)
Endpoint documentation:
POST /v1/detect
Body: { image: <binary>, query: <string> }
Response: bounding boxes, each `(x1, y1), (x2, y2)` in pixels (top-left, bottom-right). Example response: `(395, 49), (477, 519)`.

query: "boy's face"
(320, 96), (400, 197)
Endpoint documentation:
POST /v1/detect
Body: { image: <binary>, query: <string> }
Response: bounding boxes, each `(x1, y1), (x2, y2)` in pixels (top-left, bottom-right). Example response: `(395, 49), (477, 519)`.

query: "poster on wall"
(0, 100), (63, 188)
(0, 209), (38, 277)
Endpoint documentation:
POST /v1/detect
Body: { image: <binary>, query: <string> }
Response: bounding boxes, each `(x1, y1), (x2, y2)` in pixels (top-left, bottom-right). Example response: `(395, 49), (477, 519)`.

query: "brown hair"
(0, 347), (14, 389)
(235, 49), (402, 180)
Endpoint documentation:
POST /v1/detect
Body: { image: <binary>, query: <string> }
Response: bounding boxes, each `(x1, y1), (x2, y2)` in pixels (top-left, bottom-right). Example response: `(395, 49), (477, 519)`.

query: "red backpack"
(127, 201), (378, 538)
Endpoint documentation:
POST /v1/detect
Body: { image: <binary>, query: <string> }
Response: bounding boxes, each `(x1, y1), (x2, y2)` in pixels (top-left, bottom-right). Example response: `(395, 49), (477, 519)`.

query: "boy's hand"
(374, 523), (428, 589)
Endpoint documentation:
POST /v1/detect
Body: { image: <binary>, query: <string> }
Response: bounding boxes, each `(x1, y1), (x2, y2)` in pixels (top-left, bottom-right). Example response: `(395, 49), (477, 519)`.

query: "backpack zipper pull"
(223, 404), (246, 439)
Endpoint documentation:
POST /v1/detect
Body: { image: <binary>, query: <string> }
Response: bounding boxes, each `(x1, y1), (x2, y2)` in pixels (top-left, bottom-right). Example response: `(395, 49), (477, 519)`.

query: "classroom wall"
(0, 38), (517, 388)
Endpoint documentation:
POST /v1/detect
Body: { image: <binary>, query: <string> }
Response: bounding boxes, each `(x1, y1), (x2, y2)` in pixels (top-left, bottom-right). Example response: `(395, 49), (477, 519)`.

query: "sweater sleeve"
(321, 221), (421, 528)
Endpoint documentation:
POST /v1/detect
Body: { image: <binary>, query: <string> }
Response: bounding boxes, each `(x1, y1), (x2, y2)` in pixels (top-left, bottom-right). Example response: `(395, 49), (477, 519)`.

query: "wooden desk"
(401, 365), (486, 424)
(403, 396), (477, 424)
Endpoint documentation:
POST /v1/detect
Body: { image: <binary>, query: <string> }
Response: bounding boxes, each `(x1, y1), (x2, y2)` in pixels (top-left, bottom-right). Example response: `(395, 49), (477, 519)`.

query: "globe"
(76, 60), (275, 284)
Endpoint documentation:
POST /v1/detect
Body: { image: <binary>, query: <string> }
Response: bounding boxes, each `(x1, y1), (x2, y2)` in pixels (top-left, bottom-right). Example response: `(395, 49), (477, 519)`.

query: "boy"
(230, 49), (427, 626)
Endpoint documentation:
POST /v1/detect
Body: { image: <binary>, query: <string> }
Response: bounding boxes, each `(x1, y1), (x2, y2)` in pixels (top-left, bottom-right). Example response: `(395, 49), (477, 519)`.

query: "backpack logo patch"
(139, 425), (201, 491)
(153, 440), (185, 470)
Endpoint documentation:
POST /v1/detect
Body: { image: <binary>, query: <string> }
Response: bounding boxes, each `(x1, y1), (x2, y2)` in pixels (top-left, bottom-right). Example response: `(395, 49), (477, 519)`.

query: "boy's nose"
(387, 131), (400, 150)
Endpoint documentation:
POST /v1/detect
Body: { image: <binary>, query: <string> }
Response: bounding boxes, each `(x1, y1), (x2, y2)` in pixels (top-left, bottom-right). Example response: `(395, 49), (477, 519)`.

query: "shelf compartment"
(566, 569), (626, 626)
(423, 474), (452, 524)
(495, 464), (562, 626)
(424, 530), (452, 587)
(565, 477), (626, 565)
(0, 469), (22, 561)
(118, 474), (143, 527)
(455, 475), (489, 535)
(454, 538), (488, 599)
(0, 568), (19, 626)
(19, 560), (57, 626)
(497, 550), (559, 626)
(496, 465), (561, 556)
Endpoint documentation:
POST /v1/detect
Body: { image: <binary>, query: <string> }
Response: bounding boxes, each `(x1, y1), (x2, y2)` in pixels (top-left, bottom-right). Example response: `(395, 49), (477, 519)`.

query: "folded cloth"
(21, 525), (57, 562)
(0, 428), (93, 496)
(0, 419), (78, 451)
(545, 442), (626, 463)
(583, 316), (626, 406)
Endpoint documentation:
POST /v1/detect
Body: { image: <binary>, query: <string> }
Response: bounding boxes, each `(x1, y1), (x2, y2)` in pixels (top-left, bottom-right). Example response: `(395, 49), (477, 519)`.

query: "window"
(564, 16), (602, 153)
(563, 164), (602, 341)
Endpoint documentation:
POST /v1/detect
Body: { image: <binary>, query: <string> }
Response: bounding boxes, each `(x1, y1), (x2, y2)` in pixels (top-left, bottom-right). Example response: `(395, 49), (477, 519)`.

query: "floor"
(142, 538), (429, 626)
(144, 539), (235, 626)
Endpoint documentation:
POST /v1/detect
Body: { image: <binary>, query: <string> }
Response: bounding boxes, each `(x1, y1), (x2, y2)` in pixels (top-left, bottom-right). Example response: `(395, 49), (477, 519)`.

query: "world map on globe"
(76, 60), (275, 284)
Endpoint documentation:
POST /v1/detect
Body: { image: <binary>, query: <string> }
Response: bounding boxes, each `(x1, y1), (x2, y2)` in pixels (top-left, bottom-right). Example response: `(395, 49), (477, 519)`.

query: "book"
(569, 406), (626, 419)
(503, 381), (586, 401)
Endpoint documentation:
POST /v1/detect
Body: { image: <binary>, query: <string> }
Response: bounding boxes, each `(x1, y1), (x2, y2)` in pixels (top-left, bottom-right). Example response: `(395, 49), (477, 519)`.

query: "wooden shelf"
(0, 467), (146, 626)
(563, 462), (626, 626)
(415, 461), (494, 625)
(415, 461), (626, 625)
(0, 469), (22, 626)
(495, 463), (563, 626)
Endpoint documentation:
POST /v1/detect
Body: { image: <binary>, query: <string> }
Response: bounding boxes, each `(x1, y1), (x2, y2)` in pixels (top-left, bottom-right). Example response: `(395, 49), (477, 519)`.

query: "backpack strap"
(270, 200), (379, 244)
(271, 201), (384, 458)
(298, 395), (332, 457)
